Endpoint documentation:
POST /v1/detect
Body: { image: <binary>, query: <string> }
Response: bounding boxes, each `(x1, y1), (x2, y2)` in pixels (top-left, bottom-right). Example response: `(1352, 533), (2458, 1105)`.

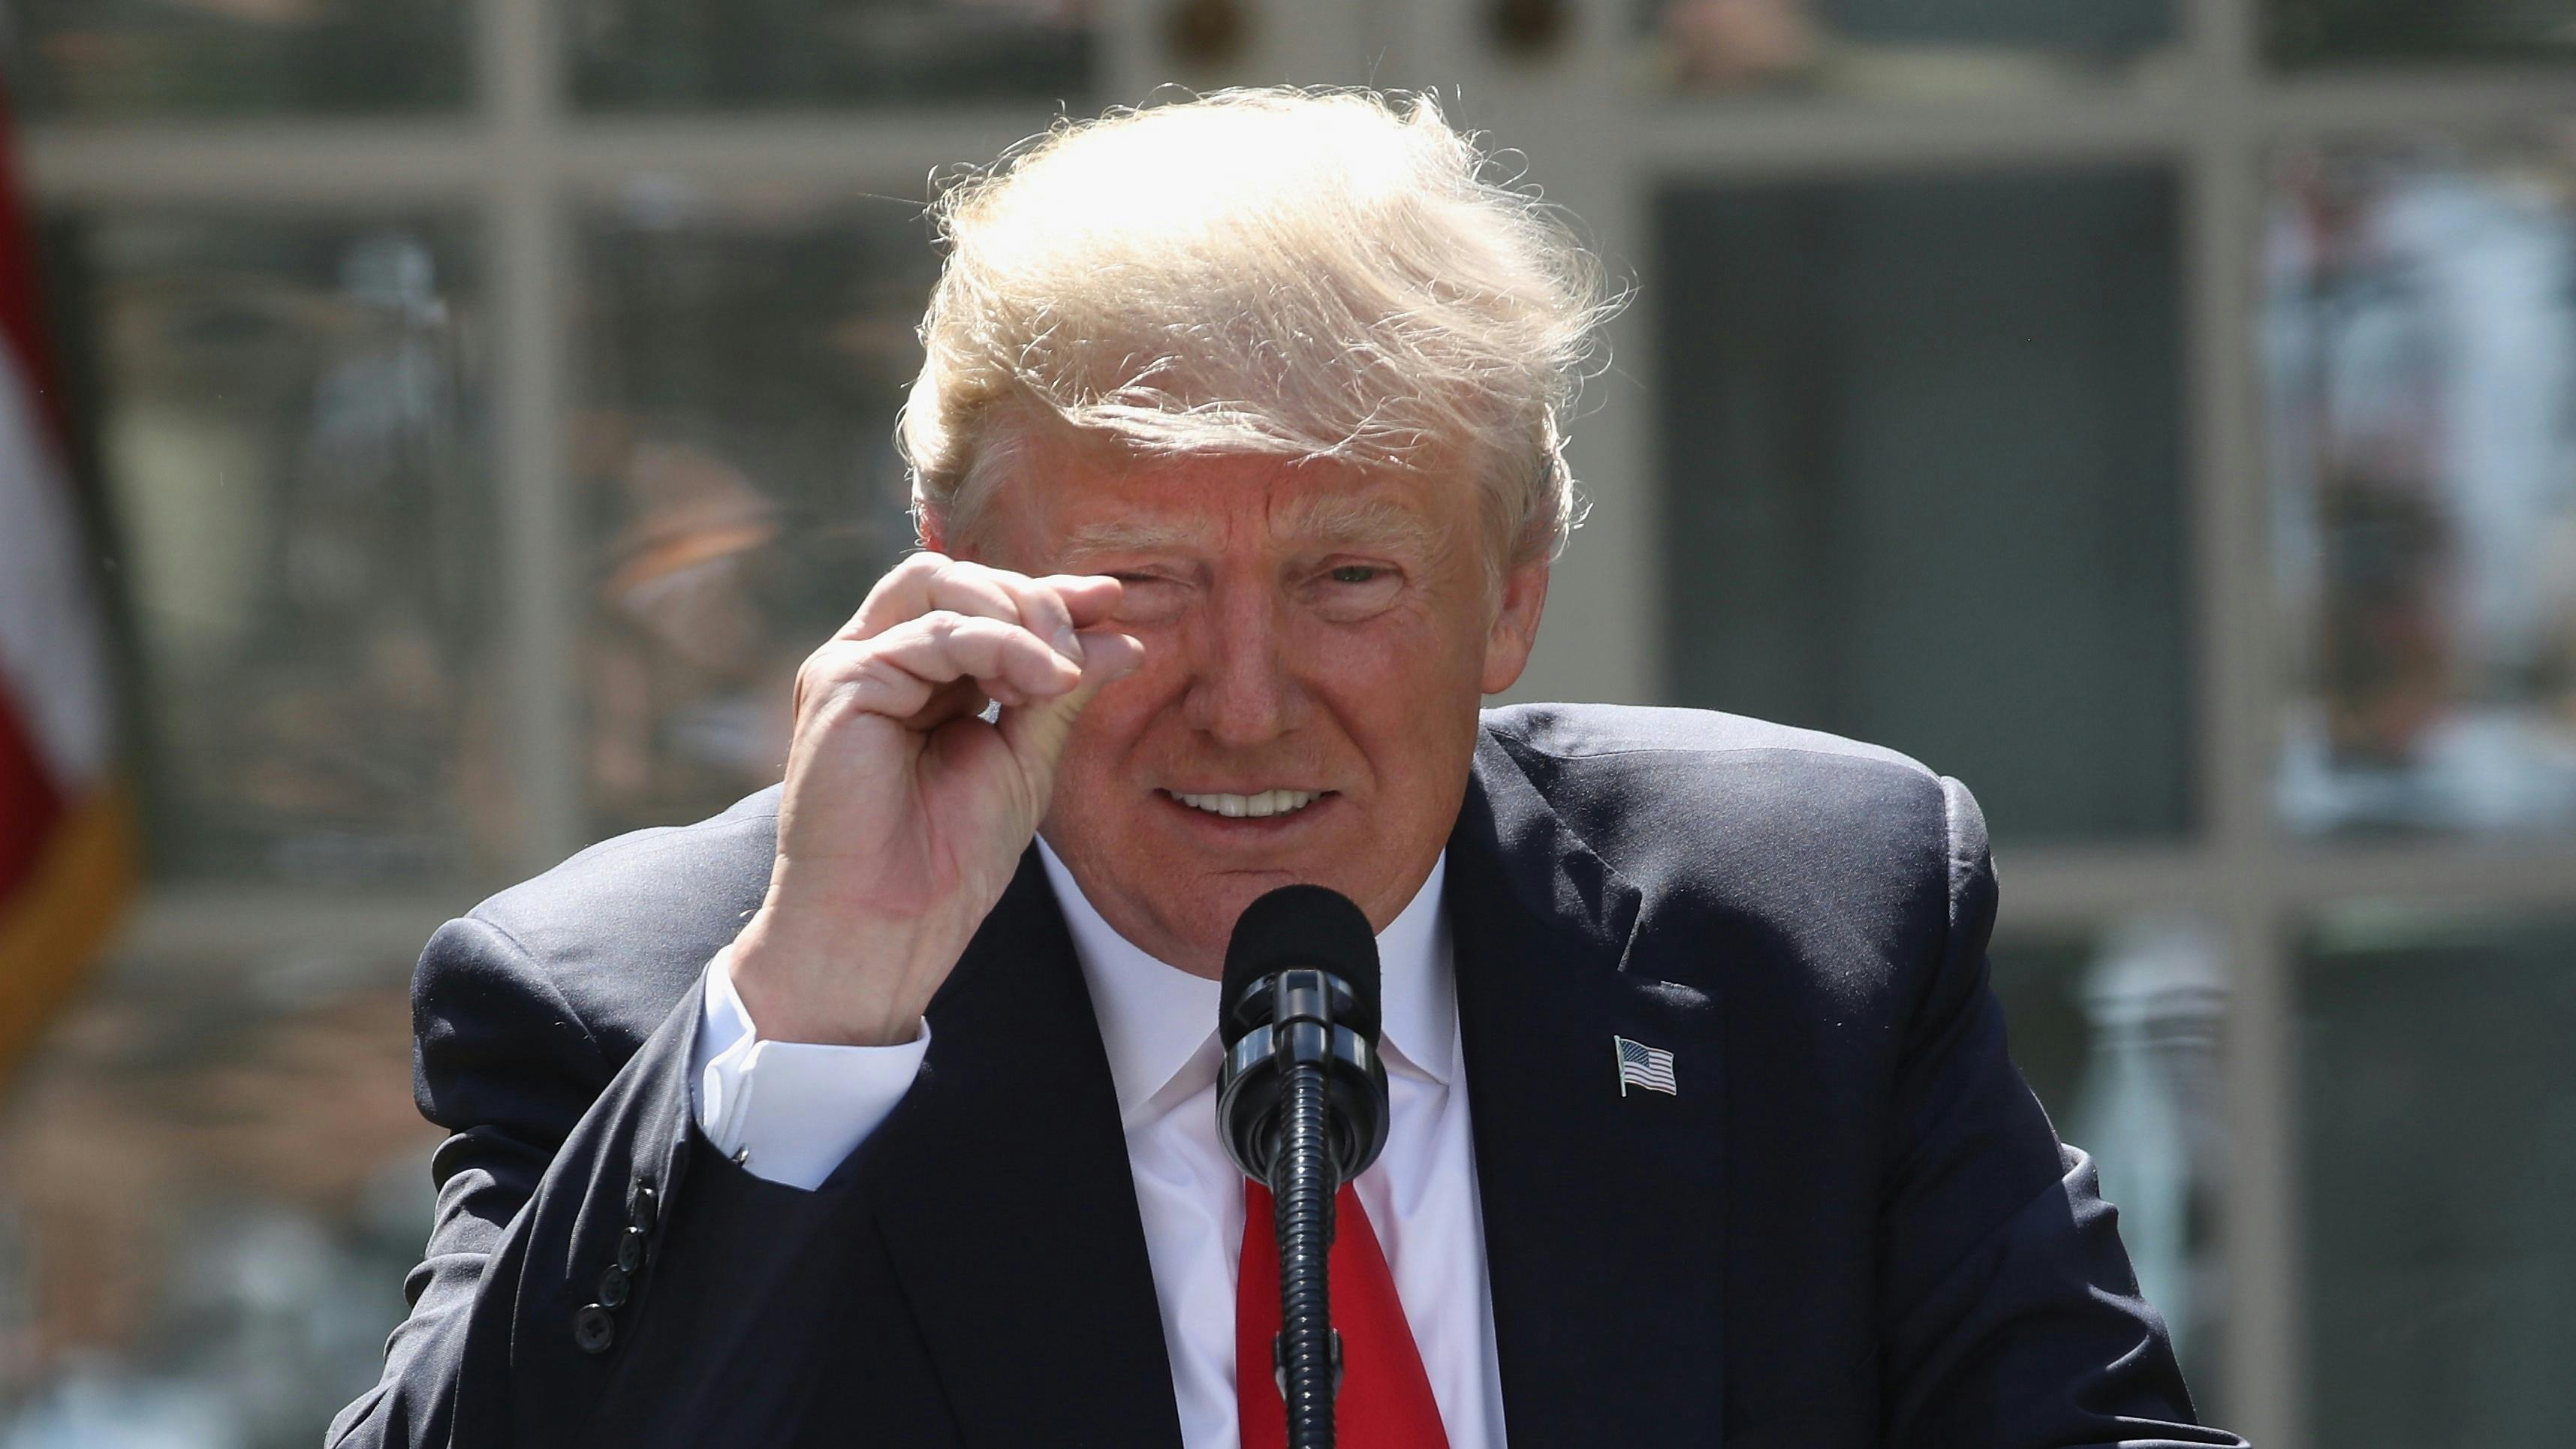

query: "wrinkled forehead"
(960, 430), (1480, 564)
(1053, 490), (1448, 562)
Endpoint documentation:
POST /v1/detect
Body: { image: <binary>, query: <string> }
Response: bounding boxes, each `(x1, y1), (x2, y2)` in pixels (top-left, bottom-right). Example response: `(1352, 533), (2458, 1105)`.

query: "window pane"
(1639, 0), (2180, 98)
(1990, 916), (2230, 1396)
(2298, 908), (2576, 1445)
(2267, 138), (2576, 837)
(2267, 0), (2576, 68)
(8, 0), (468, 119)
(575, 186), (932, 835)
(0, 941), (436, 1443)
(1656, 169), (2190, 841)
(569, 0), (1094, 110)
(47, 215), (502, 884)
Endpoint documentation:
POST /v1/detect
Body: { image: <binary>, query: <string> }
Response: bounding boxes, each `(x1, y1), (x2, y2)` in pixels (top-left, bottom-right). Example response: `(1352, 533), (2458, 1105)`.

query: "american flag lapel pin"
(1613, 1035), (1678, 1098)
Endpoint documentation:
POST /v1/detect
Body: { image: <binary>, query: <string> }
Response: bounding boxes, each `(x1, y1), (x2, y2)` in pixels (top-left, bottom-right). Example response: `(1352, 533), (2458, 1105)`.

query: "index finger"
(1032, 574), (1125, 630)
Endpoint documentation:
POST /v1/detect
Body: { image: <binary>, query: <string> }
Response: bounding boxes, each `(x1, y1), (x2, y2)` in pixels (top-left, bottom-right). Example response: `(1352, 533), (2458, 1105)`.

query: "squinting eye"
(1328, 565), (1381, 585)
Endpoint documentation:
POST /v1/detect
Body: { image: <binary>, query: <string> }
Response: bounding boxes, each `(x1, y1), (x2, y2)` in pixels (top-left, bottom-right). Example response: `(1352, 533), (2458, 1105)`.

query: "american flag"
(1614, 1036), (1677, 1097)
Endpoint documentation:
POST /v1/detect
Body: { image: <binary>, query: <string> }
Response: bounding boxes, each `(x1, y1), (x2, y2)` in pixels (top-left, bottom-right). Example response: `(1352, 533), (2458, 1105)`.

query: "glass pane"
(575, 185), (932, 835)
(2267, 0), (2576, 68)
(2297, 908), (2576, 1445)
(1639, 0), (2181, 98)
(46, 215), (502, 884)
(1657, 169), (2190, 841)
(2267, 138), (2576, 836)
(1990, 916), (2230, 1396)
(569, 0), (1095, 110)
(8, 0), (468, 119)
(0, 941), (437, 1445)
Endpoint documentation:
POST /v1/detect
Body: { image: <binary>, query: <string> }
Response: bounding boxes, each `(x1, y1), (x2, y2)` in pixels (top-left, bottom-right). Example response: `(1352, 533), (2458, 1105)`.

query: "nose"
(1180, 579), (1302, 746)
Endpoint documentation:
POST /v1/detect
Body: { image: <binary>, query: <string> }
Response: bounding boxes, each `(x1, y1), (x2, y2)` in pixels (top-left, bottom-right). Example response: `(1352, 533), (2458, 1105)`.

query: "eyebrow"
(1056, 517), (1212, 559)
(1282, 494), (1445, 559)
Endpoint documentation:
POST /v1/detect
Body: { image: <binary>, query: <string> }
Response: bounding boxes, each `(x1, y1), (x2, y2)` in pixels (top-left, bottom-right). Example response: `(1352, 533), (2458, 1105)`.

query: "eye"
(1106, 571), (1188, 625)
(1304, 559), (1403, 622)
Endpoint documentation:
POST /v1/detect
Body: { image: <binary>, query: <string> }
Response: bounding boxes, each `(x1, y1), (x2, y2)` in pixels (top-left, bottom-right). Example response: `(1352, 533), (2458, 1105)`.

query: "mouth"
(1160, 788), (1332, 821)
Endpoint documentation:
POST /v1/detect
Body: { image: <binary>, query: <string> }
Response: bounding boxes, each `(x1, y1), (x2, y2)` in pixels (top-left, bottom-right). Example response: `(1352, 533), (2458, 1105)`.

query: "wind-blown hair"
(899, 86), (1622, 567)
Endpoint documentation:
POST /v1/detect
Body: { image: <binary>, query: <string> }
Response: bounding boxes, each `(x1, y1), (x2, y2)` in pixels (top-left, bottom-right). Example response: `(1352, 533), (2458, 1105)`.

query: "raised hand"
(728, 553), (1145, 1046)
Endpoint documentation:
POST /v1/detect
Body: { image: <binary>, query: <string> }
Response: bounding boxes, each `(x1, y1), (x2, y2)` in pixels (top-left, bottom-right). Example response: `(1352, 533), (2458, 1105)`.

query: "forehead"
(1012, 447), (1469, 558)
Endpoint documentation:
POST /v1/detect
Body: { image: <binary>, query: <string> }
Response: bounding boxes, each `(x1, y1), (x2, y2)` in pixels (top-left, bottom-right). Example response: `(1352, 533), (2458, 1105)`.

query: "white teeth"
(1172, 788), (1321, 819)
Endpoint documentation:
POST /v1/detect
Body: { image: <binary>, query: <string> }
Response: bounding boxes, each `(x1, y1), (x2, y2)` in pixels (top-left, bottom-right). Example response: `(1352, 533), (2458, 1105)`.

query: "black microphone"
(1216, 884), (1390, 1449)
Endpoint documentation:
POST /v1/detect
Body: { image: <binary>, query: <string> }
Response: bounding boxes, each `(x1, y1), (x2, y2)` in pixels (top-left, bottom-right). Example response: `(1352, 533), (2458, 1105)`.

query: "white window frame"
(27, 1), (2576, 1442)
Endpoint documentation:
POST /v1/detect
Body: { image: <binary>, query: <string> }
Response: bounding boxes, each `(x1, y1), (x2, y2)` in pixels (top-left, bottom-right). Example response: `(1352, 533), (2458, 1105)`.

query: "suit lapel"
(864, 850), (1184, 1449)
(1451, 731), (1730, 1442)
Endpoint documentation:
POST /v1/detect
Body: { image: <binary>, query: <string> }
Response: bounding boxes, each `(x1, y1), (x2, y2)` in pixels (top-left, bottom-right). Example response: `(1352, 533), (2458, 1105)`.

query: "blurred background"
(1, 1), (2573, 1444)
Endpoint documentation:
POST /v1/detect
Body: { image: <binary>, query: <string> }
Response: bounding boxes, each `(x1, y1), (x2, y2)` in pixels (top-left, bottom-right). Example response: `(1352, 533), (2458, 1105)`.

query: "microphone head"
(1219, 884), (1381, 1046)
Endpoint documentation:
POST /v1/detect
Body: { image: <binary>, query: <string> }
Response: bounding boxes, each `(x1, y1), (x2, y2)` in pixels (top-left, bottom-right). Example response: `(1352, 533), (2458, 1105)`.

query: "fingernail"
(1053, 625), (1086, 667)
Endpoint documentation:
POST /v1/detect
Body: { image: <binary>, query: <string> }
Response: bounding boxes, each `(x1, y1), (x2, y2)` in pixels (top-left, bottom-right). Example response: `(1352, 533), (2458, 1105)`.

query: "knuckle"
(1024, 580), (1071, 622)
(809, 640), (872, 681)
(794, 641), (851, 693)
(802, 676), (876, 732)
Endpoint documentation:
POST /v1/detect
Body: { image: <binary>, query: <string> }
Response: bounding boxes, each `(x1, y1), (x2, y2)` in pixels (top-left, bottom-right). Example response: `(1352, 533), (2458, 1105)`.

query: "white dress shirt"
(689, 846), (1508, 1449)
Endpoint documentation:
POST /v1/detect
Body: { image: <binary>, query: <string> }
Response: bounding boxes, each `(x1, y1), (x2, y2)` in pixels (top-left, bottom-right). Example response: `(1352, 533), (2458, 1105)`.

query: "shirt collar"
(1034, 841), (1456, 1125)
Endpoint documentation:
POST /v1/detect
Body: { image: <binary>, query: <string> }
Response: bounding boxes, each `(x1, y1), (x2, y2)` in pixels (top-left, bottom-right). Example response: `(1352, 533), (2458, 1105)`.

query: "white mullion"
(483, 0), (583, 873)
(23, 123), (483, 205)
(116, 890), (462, 974)
(2215, 887), (2300, 1444)
(1631, 95), (2191, 179)
(1984, 848), (2219, 932)
(2261, 68), (2576, 137)
(1372, 0), (1656, 709)
(551, 111), (1083, 187)
(2181, 0), (2302, 1441)
(27, 74), (2576, 212)
(2276, 847), (2576, 908)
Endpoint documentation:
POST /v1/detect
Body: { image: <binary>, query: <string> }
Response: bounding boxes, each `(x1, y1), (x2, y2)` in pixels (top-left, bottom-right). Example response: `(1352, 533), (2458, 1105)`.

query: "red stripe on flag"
(0, 688), (65, 903)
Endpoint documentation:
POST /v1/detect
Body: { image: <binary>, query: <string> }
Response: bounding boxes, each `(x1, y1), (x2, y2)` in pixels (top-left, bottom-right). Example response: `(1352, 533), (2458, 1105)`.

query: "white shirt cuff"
(688, 944), (931, 1191)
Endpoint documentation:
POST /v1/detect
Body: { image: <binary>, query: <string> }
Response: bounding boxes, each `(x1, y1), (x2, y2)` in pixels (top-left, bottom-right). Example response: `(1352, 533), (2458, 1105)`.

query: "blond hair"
(900, 86), (1620, 566)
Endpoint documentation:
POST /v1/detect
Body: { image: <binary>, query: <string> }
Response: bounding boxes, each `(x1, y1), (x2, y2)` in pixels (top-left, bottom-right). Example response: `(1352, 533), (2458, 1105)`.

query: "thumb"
(996, 629), (1145, 776)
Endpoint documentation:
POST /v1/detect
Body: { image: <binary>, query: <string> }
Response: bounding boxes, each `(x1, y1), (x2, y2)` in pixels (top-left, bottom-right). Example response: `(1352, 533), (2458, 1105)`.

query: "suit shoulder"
(428, 786), (782, 1060)
(1478, 706), (1969, 984)
(1484, 710), (1978, 1024)
(1481, 703), (1946, 807)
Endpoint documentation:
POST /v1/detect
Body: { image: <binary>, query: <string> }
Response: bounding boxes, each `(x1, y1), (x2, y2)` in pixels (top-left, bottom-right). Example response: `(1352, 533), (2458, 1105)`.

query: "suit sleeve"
(325, 914), (906, 1448)
(1873, 778), (2246, 1449)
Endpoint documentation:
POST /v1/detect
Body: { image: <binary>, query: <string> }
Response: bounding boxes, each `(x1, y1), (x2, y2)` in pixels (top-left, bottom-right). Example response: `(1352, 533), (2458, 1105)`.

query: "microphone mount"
(1215, 884), (1392, 1449)
(1217, 967), (1389, 1185)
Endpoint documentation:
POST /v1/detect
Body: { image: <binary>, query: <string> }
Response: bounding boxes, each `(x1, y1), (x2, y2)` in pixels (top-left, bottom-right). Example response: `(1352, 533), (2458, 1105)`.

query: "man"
(333, 89), (2241, 1447)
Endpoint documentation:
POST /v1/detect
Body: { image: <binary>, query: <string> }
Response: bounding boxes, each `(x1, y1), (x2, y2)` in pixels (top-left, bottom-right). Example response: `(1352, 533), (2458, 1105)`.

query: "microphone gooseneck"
(1216, 884), (1390, 1449)
(1274, 1053), (1336, 1446)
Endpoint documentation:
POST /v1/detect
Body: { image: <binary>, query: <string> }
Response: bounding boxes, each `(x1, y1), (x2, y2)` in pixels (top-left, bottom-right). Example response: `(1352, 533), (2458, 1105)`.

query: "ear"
(916, 506), (951, 557)
(1478, 555), (1550, 695)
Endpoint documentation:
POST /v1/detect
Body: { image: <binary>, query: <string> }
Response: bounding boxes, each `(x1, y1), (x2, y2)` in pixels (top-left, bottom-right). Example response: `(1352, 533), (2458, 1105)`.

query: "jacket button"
(597, 1265), (632, 1310)
(574, 1304), (615, 1354)
(628, 1183), (658, 1236)
(616, 1225), (649, 1273)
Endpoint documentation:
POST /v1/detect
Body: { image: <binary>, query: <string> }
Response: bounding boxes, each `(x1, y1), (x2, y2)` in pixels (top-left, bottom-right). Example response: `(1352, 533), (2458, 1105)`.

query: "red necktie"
(1237, 1179), (1451, 1449)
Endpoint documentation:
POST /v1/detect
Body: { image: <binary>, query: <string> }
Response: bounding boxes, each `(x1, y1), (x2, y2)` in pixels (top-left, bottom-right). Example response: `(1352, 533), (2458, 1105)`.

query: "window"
(1659, 167), (2190, 840)
(9, 2), (2574, 1442)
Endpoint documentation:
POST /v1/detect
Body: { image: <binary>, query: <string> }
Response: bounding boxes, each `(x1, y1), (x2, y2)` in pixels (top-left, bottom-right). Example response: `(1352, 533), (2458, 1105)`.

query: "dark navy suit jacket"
(330, 704), (2245, 1447)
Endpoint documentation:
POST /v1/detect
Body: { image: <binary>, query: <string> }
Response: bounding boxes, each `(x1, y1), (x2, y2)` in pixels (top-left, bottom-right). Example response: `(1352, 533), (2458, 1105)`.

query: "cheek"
(1297, 620), (1484, 751)
(1306, 602), (1486, 691)
(1059, 657), (1184, 789)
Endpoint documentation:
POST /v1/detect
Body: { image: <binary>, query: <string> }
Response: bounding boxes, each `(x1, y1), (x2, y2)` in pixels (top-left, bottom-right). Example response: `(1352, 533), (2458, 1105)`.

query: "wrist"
(728, 909), (929, 1048)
